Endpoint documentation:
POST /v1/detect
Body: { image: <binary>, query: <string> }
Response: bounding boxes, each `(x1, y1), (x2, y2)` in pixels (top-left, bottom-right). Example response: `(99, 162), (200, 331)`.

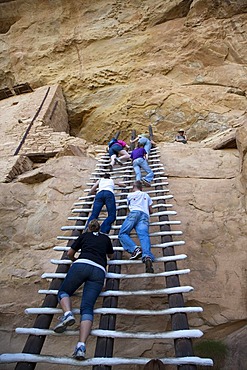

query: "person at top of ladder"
(130, 133), (155, 160)
(53, 219), (114, 360)
(85, 172), (126, 234)
(118, 180), (155, 273)
(108, 137), (130, 169)
(175, 129), (187, 144)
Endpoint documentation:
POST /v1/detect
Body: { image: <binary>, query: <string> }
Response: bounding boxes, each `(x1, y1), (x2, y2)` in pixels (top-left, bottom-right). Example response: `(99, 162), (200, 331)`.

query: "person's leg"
(118, 211), (140, 254)
(135, 212), (155, 261)
(140, 159), (154, 184)
(109, 144), (122, 166)
(73, 265), (105, 359)
(59, 296), (72, 312)
(132, 158), (142, 181)
(54, 263), (86, 333)
(118, 149), (130, 162)
(79, 320), (92, 343)
(110, 154), (116, 166)
(86, 192), (104, 227)
(100, 191), (116, 234)
(144, 141), (152, 160)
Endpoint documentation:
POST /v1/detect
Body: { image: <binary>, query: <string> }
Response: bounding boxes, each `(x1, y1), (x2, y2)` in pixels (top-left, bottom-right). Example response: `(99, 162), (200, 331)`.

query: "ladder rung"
(111, 220), (180, 229)
(53, 246), (124, 252)
(73, 195), (173, 206)
(48, 254), (187, 269)
(70, 204), (173, 214)
(43, 269), (190, 280)
(53, 240), (185, 252)
(25, 305), (202, 316)
(83, 182), (169, 192)
(57, 230), (182, 241)
(15, 327), (202, 340)
(0, 353), (214, 367)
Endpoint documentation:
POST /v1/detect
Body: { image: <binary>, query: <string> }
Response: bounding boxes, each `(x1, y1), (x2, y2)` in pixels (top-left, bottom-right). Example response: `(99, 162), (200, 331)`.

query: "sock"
(64, 310), (72, 316)
(77, 342), (85, 349)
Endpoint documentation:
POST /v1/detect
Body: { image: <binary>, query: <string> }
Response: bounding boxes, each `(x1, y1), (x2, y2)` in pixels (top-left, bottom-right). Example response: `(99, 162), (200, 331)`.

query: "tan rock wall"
(0, 1), (246, 143)
(0, 143), (246, 369)
(0, 1), (247, 368)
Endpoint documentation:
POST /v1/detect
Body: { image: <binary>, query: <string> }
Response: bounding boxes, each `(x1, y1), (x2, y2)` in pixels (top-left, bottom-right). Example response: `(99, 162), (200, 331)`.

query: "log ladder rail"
(0, 133), (213, 369)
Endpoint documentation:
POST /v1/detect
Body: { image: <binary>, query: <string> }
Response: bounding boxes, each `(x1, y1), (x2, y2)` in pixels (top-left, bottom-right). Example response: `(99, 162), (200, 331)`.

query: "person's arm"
(116, 181), (126, 187)
(130, 137), (139, 144)
(149, 205), (153, 214)
(67, 248), (77, 261)
(89, 179), (100, 195)
(67, 234), (84, 261)
(106, 238), (114, 259)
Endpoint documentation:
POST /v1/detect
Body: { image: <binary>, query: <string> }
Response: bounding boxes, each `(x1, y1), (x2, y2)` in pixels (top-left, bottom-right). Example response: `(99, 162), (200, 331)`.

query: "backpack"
(108, 138), (118, 147)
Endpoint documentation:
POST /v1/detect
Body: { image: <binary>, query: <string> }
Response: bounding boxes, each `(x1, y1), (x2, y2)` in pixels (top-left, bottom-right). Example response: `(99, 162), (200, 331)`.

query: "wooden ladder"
(0, 133), (213, 369)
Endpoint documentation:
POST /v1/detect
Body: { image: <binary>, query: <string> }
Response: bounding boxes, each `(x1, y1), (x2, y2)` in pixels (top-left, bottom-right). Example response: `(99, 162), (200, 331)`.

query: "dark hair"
(103, 173), (111, 179)
(133, 180), (142, 190)
(88, 219), (100, 232)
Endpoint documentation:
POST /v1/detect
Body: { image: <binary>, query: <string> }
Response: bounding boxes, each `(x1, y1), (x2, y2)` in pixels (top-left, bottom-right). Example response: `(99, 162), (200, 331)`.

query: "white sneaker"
(54, 312), (75, 333)
(73, 344), (86, 360)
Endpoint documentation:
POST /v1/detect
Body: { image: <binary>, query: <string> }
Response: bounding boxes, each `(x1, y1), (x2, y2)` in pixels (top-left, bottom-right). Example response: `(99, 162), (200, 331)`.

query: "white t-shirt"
(98, 178), (115, 194)
(127, 190), (152, 216)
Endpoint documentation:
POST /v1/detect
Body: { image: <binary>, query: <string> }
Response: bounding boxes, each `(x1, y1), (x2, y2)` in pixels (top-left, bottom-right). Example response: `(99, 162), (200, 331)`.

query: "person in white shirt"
(118, 180), (154, 273)
(86, 173), (125, 234)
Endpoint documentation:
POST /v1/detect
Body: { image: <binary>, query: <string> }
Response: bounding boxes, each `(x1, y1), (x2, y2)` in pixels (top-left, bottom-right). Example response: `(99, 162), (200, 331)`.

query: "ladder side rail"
(15, 200), (93, 370)
(148, 125), (153, 141)
(156, 183), (197, 370)
(130, 129), (136, 151)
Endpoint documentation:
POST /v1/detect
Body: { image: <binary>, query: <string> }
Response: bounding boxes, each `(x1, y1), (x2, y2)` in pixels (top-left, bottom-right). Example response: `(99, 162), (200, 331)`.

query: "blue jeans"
(118, 210), (154, 261)
(58, 262), (105, 322)
(132, 158), (154, 183)
(108, 143), (122, 156)
(138, 137), (152, 154)
(87, 190), (116, 233)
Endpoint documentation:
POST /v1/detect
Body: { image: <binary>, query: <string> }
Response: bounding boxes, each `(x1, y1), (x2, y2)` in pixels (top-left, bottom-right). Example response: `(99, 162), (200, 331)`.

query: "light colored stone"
(0, 1), (246, 367)
(0, 1), (247, 143)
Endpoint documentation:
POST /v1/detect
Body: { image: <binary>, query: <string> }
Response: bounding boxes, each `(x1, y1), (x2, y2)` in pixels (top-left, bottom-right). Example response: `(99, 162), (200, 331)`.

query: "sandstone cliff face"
(0, 141), (246, 369)
(0, 0), (247, 143)
(0, 1), (247, 369)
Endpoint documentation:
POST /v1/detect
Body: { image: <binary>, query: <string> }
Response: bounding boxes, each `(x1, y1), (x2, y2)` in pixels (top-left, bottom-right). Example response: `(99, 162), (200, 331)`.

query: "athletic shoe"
(142, 179), (151, 187)
(54, 312), (75, 333)
(73, 344), (86, 360)
(130, 247), (142, 260)
(145, 257), (154, 273)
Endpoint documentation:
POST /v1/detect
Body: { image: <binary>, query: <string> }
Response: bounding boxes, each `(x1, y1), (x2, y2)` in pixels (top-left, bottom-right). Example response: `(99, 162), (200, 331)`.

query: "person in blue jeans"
(131, 143), (154, 187)
(130, 134), (156, 160)
(118, 180), (154, 273)
(54, 219), (114, 360)
(86, 173), (125, 234)
(108, 139), (130, 168)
